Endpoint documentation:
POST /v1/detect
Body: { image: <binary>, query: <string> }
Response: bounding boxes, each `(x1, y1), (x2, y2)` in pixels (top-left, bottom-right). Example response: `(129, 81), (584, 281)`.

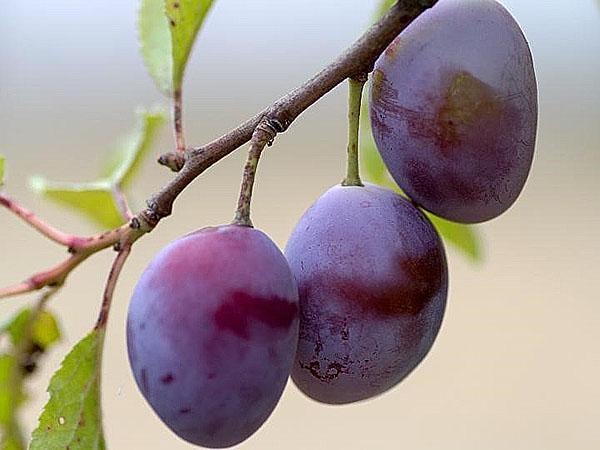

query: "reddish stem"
(0, 193), (75, 247)
(95, 245), (131, 330)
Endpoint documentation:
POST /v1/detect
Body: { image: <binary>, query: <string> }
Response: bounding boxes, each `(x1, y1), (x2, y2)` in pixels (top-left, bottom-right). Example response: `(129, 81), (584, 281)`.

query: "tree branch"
(0, 0), (437, 302)
(146, 0), (437, 224)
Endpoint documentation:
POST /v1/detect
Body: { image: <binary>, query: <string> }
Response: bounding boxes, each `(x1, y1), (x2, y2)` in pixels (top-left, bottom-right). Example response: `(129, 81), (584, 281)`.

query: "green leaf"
(30, 330), (106, 450)
(426, 214), (482, 262)
(0, 354), (21, 427)
(30, 178), (124, 229)
(139, 0), (172, 94)
(0, 307), (61, 450)
(31, 311), (61, 350)
(2, 308), (61, 350)
(0, 155), (5, 186)
(140, 0), (215, 94)
(167, 0), (215, 92)
(102, 109), (166, 187)
(31, 110), (165, 229)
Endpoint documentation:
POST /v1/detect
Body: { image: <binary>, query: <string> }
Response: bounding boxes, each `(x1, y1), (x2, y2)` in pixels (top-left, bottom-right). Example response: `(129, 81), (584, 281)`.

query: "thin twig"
(95, 245), (132, 330)
(0, 222), (143, 299)
(0, 193), (74, 247)
(0, 254), (88, 300)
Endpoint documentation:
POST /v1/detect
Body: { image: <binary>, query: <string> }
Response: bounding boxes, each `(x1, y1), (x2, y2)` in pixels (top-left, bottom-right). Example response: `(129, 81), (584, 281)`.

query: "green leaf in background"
(375, 0), (397, 21)
(167, 0), (215, 92)
(0, 354), (25, 450)
(139, 0), (172, 94)
(140, 0), (215, 95)
(0, 307), (62, 450)
(2, 309), (61, 351)
(102, 109), (166, 188)
(30, 179), (124, 229)
(0, 155), (5, 186)
(426, 214), (482, 261)
(30, 330), (106, 450)
(30, 109), (166, 229)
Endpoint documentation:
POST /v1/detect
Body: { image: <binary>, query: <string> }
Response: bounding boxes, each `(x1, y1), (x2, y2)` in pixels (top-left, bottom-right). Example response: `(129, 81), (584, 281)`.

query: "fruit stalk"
(342, 75), (367, 187)
(233, 121), (278, 227)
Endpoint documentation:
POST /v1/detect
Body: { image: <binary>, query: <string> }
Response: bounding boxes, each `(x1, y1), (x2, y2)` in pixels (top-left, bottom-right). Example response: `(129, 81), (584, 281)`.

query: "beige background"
(1, 1), (599, 449)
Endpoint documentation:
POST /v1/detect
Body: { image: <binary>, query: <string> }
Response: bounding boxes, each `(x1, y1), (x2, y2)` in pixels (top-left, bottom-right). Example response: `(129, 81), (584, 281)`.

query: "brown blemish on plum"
(179, 407), (191, 415)
(372, 69), (512, 158)
(302, 248), (445, 318)
(434, 71), (504, 154)
(214, 291), (298, 340)
(300, 360), (349, 382)
(160, 373), (175, 384)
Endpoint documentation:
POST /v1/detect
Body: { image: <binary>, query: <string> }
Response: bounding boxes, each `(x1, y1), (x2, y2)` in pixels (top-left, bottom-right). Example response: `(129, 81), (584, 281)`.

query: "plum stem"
(233, 121), (279, 227)
(342, 75), (367, 187)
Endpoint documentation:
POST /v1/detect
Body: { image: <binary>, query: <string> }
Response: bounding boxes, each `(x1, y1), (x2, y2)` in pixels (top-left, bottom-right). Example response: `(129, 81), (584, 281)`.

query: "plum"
(286, 184), (448, 404)
(370, 0), (538, 223)
(126, 225), (299, 448)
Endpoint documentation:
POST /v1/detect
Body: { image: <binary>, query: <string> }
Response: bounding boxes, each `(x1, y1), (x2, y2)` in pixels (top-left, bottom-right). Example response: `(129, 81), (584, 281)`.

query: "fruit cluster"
(126, 0), (537, 447)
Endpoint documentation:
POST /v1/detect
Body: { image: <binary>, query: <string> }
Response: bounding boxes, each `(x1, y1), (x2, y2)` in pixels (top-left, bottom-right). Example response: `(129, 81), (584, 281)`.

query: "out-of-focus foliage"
(140, 0), (215, 95)
(30, 110), (165, 229)
(0, 307), (62, 450)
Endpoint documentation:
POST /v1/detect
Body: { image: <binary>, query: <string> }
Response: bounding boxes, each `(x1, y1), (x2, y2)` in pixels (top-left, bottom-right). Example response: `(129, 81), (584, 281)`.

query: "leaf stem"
(173, 88), (185, 153)
(342, 75), (367, 186)
(232, 121), (278, 227)
(111, 185), (134, 222)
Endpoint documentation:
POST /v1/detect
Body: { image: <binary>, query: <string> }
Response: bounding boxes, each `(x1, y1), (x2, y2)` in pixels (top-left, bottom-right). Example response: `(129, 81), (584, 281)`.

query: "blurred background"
(1, 0), (599, 449)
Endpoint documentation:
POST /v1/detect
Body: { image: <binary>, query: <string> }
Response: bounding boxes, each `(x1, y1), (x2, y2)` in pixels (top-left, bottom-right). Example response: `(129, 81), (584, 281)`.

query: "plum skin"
(370, 0), (538, 223)
(126, 225), (299, 448)
(286, 184), (448, 404)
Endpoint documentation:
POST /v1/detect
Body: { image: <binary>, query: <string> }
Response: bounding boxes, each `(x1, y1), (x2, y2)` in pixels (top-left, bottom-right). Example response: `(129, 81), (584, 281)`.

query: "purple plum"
(370, 0), (538, 223)
(127, 225), (299, 448)
(286, 184), (448, 404)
